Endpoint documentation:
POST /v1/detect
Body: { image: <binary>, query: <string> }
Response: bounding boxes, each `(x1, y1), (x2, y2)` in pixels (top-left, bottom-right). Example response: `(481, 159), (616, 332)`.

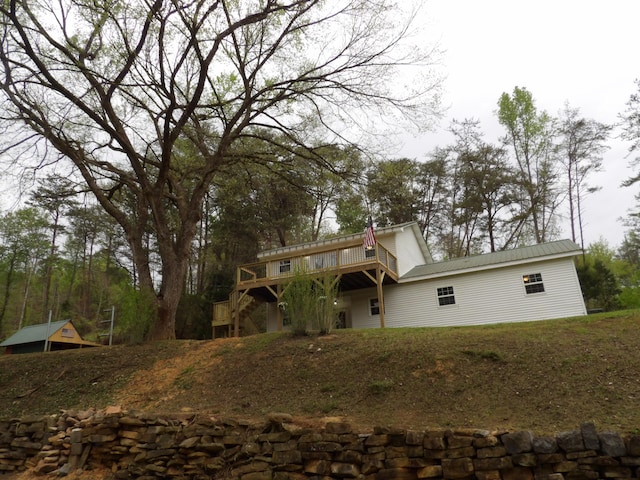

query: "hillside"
(2, 311), (640, 435)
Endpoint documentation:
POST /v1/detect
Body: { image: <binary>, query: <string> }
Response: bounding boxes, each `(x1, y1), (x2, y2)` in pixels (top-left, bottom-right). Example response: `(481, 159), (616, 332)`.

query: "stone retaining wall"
(2, 407), (640, 479)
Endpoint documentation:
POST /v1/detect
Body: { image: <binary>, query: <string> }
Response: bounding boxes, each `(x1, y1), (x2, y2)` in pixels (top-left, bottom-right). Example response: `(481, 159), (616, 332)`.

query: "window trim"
(61, 328), (75, 338)
(437, 286), (456, 306)
(369, 297), (380, 316)
(523, 272), (545, 294)
(279, 259), (291, 274)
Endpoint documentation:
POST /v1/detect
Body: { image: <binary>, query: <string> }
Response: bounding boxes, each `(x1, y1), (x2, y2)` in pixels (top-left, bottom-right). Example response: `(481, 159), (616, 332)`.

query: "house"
(0, 319), (101, 354)
(212, 222), (587, 336)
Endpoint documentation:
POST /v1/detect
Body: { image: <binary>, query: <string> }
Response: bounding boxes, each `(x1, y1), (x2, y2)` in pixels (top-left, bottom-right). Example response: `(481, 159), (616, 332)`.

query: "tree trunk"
(148, 254), (190, 341)
(0, 254), (16, 328)
(43, 210), (60, 319)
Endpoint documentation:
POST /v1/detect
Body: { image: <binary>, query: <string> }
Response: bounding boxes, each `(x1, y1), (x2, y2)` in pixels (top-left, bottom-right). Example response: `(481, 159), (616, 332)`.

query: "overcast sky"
(398, 0), (639, 248)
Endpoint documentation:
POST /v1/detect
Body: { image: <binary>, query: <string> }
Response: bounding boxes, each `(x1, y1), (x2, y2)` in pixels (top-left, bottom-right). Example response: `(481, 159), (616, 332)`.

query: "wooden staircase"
(212, 291), (260, 338)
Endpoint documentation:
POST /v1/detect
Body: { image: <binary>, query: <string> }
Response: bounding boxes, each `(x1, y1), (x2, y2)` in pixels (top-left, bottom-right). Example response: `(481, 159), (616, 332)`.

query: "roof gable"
(0, 320), (71, 347)
(257, 221), (431, 263)
(401, 239), (582, 281)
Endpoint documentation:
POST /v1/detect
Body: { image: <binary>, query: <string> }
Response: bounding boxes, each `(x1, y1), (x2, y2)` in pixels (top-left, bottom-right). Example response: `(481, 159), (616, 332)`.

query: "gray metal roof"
(401, 239), (582, 281)
(0, 320), (70, 347)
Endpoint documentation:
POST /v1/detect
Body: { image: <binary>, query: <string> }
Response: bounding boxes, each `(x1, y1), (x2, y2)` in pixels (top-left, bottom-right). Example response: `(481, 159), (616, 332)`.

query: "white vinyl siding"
(348, 257), (586, 329)
(262, 229), (586, 332)
(392, 228), (432, 275)
(349, 289), (386, 329)
(437, 286), (456, 306)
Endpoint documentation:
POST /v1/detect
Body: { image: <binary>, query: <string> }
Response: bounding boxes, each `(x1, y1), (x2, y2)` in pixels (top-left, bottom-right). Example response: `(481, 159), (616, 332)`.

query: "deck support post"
(233, 290), (240, 337)
(376, 266), (386, 328)
(276, 284), (283, 331)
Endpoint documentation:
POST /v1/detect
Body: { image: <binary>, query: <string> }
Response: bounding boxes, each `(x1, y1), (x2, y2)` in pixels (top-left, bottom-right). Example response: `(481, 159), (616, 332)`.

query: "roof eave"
(399, 249), (581, 283)
(257, 221), (420, 260)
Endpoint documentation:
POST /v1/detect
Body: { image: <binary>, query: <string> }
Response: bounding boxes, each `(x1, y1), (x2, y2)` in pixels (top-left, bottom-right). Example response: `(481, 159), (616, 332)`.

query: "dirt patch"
(3, 312), (640, 478)
(104, 314), (640, 434)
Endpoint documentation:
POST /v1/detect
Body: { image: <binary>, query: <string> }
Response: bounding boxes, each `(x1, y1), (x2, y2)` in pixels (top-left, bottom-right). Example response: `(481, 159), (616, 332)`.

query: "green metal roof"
(0, 320), (70, 347)
(401, 239), (582, 281)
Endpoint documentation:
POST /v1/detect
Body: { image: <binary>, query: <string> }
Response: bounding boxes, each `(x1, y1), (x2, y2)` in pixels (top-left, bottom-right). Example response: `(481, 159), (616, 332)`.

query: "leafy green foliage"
(314, 272), (340, 335)
(281, 268), (340, 336)
(113, 287), (156, 344)
(498, 86), (559, 244)
(620, 79), (640, 185)
(175, 294), (213, 340)
(576, 258), (621, 311)
(281, 268), (317, 336)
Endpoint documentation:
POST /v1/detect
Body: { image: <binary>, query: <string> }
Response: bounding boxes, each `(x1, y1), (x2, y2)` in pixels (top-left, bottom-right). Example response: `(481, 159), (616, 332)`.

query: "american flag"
(363, 217), (376, 250)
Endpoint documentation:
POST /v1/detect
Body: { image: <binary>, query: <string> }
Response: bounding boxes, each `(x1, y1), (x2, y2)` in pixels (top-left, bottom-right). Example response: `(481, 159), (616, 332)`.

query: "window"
(365, 248), (376, 259)
(369, 297), (380, 316)
(279, 259), (291, 274)
(61, 328), (75, 338)
(523, 273), (545, 294)
(437, 286), (456, 306)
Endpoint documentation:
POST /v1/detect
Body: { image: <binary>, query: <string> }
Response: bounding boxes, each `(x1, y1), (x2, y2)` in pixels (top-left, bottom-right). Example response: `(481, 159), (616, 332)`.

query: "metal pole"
(108, 306), (114, 346)
(44, 310), (52, 352)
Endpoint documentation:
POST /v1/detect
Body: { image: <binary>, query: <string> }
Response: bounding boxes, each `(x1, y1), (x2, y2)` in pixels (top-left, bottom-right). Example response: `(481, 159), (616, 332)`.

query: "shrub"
(315, 271), (339, 335)
(281, 268), (340, 336)
(281, 268), (317, 336)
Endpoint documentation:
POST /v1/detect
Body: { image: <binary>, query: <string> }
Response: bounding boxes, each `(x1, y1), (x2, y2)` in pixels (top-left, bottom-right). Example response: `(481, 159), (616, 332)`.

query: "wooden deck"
(212, 243), (399, 337)
(236, 243), (398, 291)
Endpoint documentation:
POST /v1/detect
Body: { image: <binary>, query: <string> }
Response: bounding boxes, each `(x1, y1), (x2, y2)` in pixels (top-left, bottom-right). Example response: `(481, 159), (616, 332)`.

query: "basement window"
(437, 286), (456, 306)
(523, 273), (545, 294)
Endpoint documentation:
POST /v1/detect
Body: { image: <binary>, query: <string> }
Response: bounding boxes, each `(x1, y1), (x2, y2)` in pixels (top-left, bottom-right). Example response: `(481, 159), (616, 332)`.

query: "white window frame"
(279, 259), (291, 274)
(437, 286), (456, 306)
(523, 273), (545, 294)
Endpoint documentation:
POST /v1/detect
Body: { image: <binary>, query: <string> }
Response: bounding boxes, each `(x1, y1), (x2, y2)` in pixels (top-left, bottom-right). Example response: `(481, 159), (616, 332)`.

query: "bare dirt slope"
(2, 312), (640, 436)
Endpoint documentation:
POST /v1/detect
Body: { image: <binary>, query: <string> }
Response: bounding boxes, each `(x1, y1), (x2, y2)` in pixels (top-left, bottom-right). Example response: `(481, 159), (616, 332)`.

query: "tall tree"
(0, 0), (442, 339)
(557, 104), (610, 251)
(305, 145), (363, 242)
(335, 189), (368, 235)
(498, 87), (560, 244)
(28, 175), (78, 320)
(0, 207), (49, 330)
(457, 144), (517, 252)
(415, 151), (449, 246)
(447, 119), (521, 253)
(620, 79), (640, 186)
(366, 158), (420, 227)
(65, 204), (109, 319)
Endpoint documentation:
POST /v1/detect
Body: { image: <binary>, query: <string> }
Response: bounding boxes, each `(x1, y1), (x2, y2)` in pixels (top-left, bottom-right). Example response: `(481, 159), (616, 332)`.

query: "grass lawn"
(1, 309), (639, 434)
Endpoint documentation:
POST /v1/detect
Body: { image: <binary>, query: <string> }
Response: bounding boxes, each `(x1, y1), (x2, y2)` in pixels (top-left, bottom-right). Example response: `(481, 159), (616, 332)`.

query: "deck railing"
(237, 243), (398, 286)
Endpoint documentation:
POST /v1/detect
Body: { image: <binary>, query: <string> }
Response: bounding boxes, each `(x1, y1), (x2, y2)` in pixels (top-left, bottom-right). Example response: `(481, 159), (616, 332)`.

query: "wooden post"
(277, 284), (283, 331)
(376, 266), (386, 328)
(233, 290), (240, 337)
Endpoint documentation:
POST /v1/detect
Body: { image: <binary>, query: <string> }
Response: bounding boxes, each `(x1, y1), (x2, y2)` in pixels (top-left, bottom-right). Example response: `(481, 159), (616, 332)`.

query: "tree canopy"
(0, 0), (443, 339)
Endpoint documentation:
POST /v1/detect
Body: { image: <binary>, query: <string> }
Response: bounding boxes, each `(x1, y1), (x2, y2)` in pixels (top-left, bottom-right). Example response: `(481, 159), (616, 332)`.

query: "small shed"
(0, 320), (101, 354)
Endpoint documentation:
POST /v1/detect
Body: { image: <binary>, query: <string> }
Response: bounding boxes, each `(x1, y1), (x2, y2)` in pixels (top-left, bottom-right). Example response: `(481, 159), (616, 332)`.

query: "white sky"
(1, 1), (636, 250)
(398, 0), (640, 249)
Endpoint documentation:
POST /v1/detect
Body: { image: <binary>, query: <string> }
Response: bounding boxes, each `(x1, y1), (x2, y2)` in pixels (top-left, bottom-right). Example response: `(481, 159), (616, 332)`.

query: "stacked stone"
(2, 409), (640, 479)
